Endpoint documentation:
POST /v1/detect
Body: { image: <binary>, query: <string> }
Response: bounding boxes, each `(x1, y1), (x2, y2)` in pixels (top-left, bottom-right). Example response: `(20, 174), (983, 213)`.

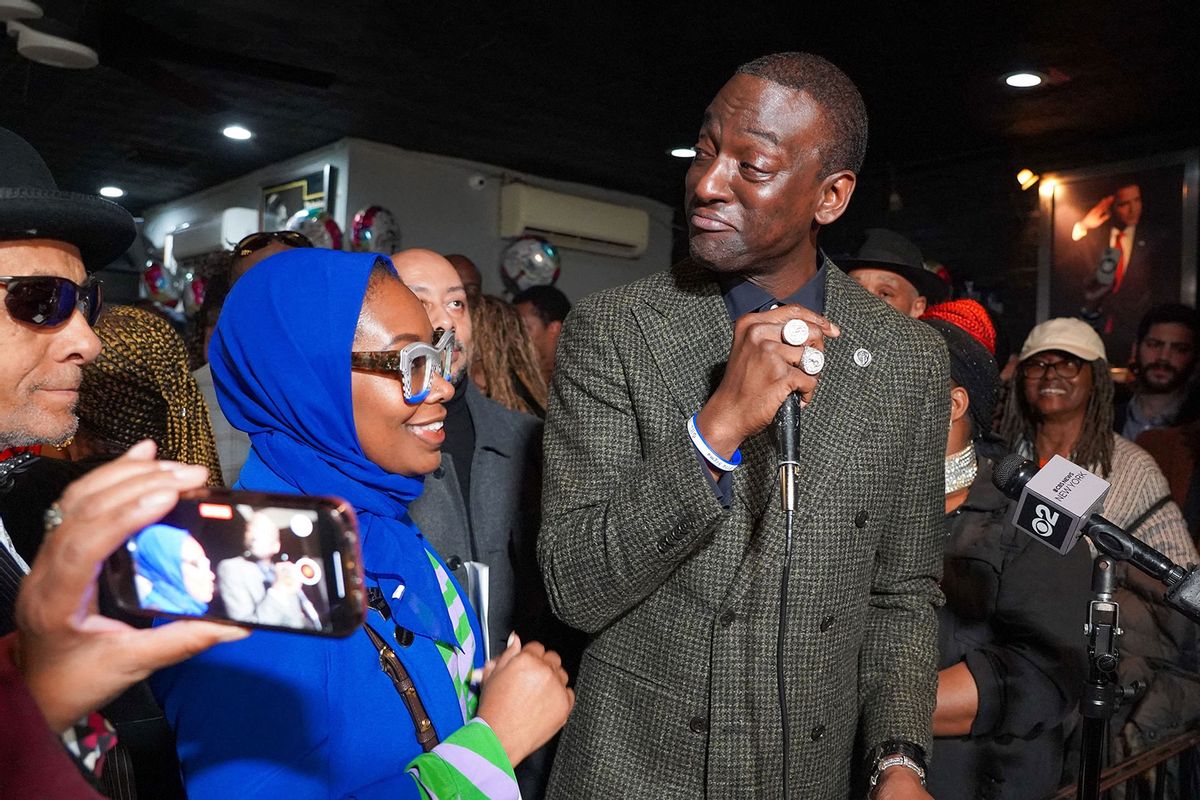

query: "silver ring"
(801, 346), (825, 375)
(43, 502), (64, 534)
(782, 319), (810, 346)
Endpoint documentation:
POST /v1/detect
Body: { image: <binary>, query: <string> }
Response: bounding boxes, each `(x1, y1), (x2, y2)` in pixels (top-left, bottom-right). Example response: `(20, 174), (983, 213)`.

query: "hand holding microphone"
(693, 304), (839, 473)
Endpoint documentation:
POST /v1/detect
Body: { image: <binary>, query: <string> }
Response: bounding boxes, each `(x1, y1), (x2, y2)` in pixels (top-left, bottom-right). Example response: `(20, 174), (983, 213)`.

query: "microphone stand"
(1073, 516), (1200, 800)
(1077, 556), (1144, 800)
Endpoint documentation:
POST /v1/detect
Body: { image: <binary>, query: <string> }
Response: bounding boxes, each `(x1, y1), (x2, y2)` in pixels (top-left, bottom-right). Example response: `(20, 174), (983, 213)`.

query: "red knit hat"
(921, 299), (996, 355)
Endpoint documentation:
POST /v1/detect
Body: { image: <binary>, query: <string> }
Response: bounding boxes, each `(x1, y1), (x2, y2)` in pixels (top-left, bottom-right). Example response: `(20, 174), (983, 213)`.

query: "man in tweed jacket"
(539, 53), (949, 799)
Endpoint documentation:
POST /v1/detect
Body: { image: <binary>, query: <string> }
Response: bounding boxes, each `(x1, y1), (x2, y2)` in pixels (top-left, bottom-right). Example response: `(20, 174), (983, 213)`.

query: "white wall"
(142, 141), (352, 252)
(141, 137), (675, 303)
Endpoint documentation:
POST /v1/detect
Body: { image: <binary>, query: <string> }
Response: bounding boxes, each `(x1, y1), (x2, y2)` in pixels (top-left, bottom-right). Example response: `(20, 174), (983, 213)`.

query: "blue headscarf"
(209, 248), (456, 645)
(131, 523), (209, 615)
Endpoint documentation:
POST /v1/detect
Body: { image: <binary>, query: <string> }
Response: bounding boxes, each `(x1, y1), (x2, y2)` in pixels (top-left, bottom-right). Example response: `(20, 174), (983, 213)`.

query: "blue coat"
(152, 541), (482, 800)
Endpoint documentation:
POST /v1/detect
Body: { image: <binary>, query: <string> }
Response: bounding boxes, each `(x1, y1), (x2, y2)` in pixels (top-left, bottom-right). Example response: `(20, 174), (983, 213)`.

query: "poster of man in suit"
(1045, 154), (1197, 366)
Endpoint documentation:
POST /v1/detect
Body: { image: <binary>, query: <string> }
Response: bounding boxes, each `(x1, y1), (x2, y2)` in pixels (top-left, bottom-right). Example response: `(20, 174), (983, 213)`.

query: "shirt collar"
(718, 253), (828, 321)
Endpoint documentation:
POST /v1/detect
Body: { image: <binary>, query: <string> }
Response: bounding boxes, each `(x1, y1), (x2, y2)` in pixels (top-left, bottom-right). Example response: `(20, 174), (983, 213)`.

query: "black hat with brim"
(838, 227), (949, 305)
(0, 128), (135, 269)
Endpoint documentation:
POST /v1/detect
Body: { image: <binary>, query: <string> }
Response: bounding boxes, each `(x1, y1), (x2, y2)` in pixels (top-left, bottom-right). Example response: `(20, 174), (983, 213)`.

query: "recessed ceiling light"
(669, 146), (696, 158)
(222, 125), (253, 140)
(98, 186), (125, 198)
(1003, 71), (1044, 88)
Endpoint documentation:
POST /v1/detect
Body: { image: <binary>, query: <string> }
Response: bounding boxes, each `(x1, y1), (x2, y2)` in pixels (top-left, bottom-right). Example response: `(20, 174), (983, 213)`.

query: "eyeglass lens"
(1025, 358), (1081, 379)
(4, 277), (101, 327)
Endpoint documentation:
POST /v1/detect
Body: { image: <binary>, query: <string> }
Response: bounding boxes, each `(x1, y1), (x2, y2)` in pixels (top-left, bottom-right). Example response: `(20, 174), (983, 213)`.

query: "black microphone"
(992, 453), (1110, 555)
(993, 455), (1200, 622)
(775, 393), (801, 511)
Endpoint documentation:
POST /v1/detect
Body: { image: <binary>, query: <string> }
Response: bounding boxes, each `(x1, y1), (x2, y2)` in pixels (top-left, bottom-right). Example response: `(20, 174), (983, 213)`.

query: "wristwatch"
(867, 740), (927, 788)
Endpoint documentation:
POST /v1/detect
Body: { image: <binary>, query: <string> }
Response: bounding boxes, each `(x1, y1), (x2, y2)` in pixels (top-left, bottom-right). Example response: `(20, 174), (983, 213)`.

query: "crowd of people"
(2, 50), (1199, 800)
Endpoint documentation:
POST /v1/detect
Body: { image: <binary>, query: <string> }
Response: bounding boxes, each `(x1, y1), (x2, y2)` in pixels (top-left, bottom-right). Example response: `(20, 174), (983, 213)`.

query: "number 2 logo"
(1032, 504), (1059, 537)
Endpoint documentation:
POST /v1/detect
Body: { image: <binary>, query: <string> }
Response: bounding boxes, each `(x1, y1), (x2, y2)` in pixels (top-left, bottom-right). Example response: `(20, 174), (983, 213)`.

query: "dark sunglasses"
(0, 274), (103, 327)
(232, 230), (314, 258)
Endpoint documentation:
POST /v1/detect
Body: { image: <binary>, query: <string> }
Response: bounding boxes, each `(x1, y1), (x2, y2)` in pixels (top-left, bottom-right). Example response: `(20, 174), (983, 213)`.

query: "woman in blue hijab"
(152, 249), (573, 799)
(130, 523), (214, 615)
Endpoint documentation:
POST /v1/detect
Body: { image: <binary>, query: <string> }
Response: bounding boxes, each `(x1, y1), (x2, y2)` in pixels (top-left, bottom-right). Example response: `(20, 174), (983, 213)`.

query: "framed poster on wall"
(260, 164), (338, 231)
(1038, 150), (1199, 366)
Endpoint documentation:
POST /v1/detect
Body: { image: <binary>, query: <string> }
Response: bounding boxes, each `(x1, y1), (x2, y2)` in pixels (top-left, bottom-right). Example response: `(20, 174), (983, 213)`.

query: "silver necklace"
(945, 443), (977, 495)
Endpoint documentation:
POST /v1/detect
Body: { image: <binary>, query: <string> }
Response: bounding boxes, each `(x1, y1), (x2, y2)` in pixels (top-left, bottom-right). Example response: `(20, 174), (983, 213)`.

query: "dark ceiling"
(2, 0), (1198, 218)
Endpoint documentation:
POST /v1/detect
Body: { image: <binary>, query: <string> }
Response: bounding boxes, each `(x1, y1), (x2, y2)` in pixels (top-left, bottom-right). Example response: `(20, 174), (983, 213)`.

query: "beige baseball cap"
(1018, 317), (1107, 363)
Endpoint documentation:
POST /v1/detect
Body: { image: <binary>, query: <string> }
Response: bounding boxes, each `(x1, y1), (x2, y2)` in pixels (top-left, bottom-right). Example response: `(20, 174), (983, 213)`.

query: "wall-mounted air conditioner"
(169, 207), (259, 260)
(499, 183), (650, 258)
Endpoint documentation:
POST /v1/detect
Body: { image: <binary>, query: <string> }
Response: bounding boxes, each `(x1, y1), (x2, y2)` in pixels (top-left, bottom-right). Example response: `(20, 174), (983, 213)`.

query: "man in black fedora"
(842, 228), (949, 318)
(0, 127), (245, 798)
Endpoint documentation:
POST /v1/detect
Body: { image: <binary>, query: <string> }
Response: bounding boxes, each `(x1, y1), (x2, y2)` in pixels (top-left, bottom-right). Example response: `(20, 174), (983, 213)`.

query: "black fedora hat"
(838, 228), (949, 304)
(0, 127), (135, 269)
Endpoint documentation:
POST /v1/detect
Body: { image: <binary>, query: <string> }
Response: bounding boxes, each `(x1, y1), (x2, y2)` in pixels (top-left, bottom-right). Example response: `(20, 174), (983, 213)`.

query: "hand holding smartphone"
(105, 488), (366, 637)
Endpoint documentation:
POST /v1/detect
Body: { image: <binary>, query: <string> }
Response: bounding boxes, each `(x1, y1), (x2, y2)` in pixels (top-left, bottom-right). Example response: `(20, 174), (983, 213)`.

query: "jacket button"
(446, 556), (462, 571)
(854, 510), (868, 528)
(688, 716), (709, 734)
(820, 615), (835, 632)
(657, 536), (672, 554)
(433, 466), (445, 479)
(718, 610), (736, 628)
(810, 724), (825, 741)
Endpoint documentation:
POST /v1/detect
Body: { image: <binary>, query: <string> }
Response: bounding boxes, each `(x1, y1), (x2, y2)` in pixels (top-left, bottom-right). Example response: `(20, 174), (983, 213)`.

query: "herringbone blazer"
(539, 259), (950, 799)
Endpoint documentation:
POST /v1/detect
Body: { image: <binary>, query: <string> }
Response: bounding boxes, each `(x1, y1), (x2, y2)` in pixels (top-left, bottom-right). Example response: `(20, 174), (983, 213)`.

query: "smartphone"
(105, 488), (366, 637)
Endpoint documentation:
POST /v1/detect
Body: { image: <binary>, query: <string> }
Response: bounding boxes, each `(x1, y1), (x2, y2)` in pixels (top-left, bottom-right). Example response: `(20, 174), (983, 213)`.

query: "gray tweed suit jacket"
(539, 260), (950, 799)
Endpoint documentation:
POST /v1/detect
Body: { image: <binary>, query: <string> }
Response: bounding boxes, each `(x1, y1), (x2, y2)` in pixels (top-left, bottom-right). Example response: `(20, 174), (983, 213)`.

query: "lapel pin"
(854, 348), (872, 368)
(392, 584), (406, 601)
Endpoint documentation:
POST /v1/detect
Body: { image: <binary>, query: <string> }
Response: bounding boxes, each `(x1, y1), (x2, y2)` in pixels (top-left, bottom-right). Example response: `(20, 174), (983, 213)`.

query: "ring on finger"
(43, 501), (64, 534)
(782, 318), (810, 346)
(801, 346), (825, 376)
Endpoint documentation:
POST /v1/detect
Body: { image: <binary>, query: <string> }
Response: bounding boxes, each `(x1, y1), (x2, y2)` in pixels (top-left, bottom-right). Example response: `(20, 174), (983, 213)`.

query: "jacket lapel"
(632, 261), (734, 419)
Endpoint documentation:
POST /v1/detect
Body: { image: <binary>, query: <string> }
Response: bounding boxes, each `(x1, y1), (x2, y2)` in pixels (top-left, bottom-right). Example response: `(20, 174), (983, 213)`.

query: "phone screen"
(106, 489), (365, 637)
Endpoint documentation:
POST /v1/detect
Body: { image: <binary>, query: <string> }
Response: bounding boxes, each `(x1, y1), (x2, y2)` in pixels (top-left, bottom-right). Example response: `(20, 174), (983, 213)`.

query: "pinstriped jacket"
(539, 259), (950, 799)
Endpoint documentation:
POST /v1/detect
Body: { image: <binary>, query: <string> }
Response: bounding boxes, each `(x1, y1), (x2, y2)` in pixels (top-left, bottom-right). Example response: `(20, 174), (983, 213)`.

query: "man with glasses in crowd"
(194, 230), (313, 485)
(0, 126), (245, 798)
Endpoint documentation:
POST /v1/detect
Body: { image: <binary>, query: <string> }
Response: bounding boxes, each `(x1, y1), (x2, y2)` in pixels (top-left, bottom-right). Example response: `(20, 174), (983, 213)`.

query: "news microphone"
(988, 453), (1195, 609)
(775, 393), (801, 511)
(993, 454), (1111, 554)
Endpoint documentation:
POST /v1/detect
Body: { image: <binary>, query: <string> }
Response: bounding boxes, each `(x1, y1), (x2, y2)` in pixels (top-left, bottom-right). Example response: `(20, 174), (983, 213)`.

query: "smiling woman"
(151, 248), (573, 800)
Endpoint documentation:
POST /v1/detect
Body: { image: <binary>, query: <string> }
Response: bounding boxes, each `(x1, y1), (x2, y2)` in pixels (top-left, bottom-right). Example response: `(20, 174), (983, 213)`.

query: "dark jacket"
(929, 460), (1092, 800)
(408, 378), (544, 659)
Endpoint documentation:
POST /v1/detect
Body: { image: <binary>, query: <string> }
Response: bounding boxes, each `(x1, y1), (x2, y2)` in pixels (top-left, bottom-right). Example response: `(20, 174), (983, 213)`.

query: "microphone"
(993, 454), (1200, 623)
(992, 454), (1110, 554)
(775, 393), (801, 511)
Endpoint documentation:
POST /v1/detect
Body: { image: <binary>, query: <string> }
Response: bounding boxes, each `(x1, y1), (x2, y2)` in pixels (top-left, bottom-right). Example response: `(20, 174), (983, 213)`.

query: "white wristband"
(687, 414), (741, 472)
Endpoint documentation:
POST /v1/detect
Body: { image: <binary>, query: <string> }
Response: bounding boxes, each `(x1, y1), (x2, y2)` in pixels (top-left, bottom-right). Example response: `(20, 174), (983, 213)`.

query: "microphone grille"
(992, 454), (1029, 495)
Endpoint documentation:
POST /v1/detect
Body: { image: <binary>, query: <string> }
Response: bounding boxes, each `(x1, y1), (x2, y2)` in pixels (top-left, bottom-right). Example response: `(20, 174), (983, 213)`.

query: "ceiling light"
(222, 125), (253, 140)
(98, 186), (125, 198)
(1016, 168), (1039, 190)
(1004, 71), (1044, 88)
(669, 146), (696, 158)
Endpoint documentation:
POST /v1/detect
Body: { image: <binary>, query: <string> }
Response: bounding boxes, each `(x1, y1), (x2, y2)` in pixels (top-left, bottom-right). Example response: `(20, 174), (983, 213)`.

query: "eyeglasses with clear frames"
(350, 329), (456, 404)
